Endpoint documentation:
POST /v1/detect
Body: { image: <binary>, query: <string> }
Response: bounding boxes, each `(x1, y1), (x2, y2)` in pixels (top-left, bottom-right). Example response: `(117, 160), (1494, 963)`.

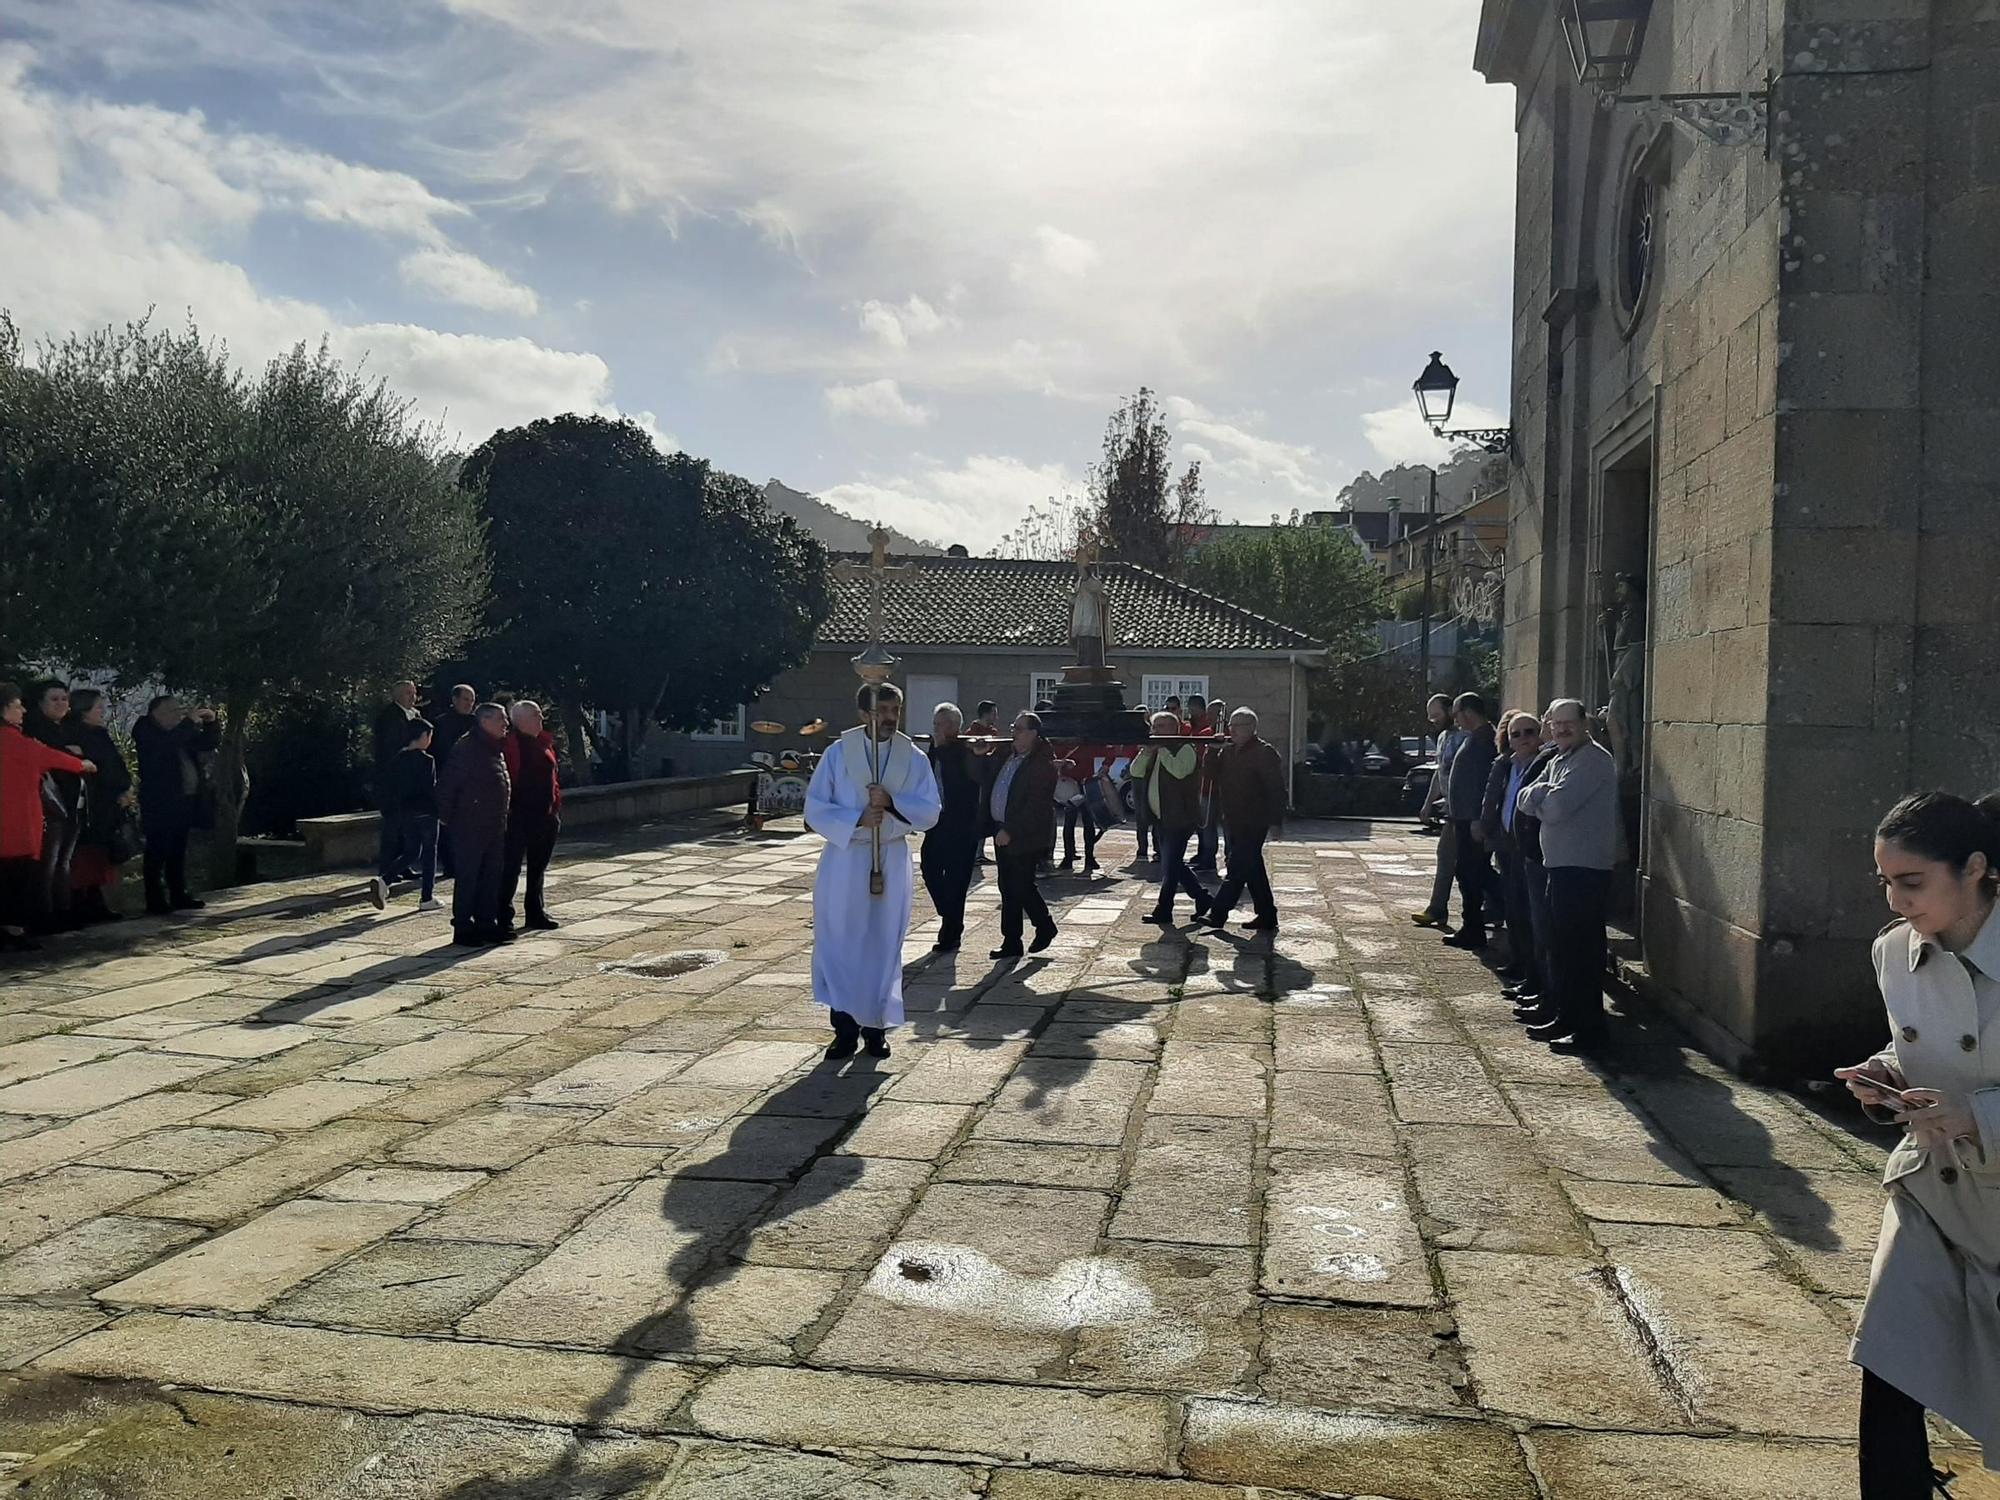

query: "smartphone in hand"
(1840, 1074), (1911, 1107)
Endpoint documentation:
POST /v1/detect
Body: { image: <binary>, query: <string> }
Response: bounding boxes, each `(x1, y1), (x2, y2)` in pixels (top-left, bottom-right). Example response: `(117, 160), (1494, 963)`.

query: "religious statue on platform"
(1070, 555), (1113, 670)
(1601, 572), (1647, 789)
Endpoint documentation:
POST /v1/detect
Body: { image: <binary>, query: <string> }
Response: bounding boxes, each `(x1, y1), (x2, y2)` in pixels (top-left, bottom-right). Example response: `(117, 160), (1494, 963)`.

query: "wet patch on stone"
(598, 950), (729, 979)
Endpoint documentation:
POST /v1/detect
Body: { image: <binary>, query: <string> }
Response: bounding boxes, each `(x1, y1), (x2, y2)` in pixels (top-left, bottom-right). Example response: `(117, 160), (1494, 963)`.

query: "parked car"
(1402, 759), (1438, 816)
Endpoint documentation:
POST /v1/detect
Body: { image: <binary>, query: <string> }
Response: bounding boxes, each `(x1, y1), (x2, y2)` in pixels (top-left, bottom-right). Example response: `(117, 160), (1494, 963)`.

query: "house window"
(1141, 675), (1210, 712)
(691, 704), (746, 742)
(1029, 673), (1063, 709)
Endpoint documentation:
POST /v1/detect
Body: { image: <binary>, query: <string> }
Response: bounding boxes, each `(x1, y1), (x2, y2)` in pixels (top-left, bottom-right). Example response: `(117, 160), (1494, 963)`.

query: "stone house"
(654, 556), (1325, 784)
(1473, 1), (1999, 1075)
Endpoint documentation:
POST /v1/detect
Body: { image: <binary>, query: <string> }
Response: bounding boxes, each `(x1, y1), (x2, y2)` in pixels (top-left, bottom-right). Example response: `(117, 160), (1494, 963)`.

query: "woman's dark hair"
(1877, 791), (2000, 886)
(30, 679), (65, 712)
(146, 694), (177, 715)
(854, 682), (904, 713)
(70, 687), (104, 718)
(0, 682), (19, 712)
(408, 718), (434, 743)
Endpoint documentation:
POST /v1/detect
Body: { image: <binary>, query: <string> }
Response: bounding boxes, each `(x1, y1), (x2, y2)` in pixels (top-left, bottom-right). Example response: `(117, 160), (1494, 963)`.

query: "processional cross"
(830, 526), (921, 895)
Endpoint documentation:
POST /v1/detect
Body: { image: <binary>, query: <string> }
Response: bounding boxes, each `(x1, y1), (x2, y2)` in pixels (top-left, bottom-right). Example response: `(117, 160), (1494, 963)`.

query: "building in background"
(651, 556), (1324, 780)
(1474, 0), (1999, 1076)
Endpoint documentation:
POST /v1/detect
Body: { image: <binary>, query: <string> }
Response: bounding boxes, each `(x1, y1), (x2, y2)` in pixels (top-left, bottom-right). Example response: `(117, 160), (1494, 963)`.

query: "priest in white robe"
(805, 681), (942, 1059)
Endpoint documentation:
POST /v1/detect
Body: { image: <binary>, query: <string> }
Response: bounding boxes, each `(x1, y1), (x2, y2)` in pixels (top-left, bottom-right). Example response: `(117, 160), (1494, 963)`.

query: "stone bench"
(296, 768), (762, 870)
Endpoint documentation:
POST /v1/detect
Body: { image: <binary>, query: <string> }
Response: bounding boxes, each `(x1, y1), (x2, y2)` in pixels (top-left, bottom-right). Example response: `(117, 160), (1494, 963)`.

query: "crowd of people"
(369, 682), (565, 947)
(0, 674), (563, 954)
(1408, 689), (1619, 1052)
(804, 681), (1287, 1060)
(1, 680), (222, 951)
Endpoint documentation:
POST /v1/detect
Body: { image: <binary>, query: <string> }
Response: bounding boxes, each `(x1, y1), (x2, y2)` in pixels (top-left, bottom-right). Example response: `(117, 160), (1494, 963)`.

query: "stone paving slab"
(0, 818), (1917, 1495)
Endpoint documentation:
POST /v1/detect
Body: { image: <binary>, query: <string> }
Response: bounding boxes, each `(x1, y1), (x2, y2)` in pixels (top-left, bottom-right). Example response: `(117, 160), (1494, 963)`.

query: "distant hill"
(761, 480), (943, 555)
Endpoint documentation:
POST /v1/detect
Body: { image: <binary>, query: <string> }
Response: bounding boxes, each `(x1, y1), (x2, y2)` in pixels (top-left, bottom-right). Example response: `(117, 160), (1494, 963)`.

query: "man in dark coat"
(1199, 707), (1288, 933)
(436, 703), (512, 945)
(920, 702), (984, 953)
(983, 711), (1059, 959)
(429, 683), (479, 880)
(131, 695), (220, 915)
(500, 700), (562, 933)
(372, 681), (421, 882)
(1442, 691), (1500, 951)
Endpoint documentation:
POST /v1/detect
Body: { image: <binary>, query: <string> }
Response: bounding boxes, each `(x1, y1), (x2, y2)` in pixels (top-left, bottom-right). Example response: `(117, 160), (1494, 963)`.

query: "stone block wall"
(1479, 0), (2000, 1075)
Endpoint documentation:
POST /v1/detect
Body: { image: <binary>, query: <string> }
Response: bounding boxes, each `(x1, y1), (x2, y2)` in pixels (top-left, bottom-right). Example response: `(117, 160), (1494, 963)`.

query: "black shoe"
(169, 893), (205, 910)
(525, 913), (560, 931)
(145, 898), (173, 917)
(1242, 916), (1279, 932)
(861, 1028), (892, 1058)
(1193, 908), (1226, 929)
(1028, 925), (1057, 954)
(1442, 930), (1487, 950)
(1525, 1020), (1572, 1044)
(1515, 1005), (1559, 1027)
(1549, 1028), (1608, 1054)
(989, 944), (1024, 960)
(1084, 859), (1100, 874)
(825, 1034), (860, 1060)
(933, 938), (961, 953)
(482, 926), (517, 945)
(1496, 966), (1527, 985)
(1141, 911), (1171, 926)
(452, 927), (485, 947)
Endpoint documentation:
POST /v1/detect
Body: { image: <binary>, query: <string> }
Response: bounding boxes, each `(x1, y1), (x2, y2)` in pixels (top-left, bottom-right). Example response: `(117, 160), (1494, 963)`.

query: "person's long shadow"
(431, 913), (1183, 1497)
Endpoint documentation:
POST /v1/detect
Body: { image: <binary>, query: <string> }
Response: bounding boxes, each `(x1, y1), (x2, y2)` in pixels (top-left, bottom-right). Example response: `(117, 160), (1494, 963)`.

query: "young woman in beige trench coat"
(1837, 790), (2000, 1499)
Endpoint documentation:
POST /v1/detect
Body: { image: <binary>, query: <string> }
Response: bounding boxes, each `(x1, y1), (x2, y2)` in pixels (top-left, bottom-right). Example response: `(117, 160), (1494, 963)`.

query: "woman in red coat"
(1, 682), (97, 951)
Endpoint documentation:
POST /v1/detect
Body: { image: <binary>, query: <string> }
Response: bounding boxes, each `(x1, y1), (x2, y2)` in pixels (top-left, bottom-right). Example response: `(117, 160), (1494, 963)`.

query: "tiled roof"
(820, 556), (1323, 654)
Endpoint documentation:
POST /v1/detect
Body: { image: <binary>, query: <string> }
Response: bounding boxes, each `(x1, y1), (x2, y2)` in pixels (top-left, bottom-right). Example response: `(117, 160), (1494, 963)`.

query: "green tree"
(1, 318), (491, 881)
(460, 416), (829, 777)
(1185, 515), (1388, 664)
(1085, 388), (1213, 576)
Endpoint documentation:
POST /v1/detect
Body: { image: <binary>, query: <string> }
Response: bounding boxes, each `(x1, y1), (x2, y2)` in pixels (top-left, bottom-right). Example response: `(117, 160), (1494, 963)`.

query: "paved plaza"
(0, 815), (1988, 1498)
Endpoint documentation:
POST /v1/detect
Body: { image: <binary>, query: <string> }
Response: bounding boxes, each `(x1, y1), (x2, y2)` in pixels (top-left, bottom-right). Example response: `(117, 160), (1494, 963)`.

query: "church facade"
(1473, 1), (2000, 1076)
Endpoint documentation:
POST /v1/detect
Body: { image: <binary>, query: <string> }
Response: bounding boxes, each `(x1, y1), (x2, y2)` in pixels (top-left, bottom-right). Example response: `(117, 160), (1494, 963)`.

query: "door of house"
(906, 674), (959, 732)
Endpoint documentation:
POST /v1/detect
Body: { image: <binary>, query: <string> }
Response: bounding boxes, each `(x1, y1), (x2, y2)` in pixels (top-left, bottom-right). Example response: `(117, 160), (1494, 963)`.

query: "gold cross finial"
(831, 526), (922, 648)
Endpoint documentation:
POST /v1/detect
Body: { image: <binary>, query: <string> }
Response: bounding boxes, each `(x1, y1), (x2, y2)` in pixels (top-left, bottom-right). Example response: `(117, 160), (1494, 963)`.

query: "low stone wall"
(296, 769), (760, 870)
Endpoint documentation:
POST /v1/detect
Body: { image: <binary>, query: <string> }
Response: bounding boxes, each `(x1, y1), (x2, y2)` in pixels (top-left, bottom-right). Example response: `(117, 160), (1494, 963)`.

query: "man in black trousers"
(920, 702), (984, 952)
(436, 703), (512, 945)
(1442, 691), (1499, 951)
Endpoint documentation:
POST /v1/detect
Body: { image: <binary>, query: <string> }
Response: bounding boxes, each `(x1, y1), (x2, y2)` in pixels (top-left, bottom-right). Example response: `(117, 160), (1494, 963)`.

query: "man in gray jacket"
(1515, 699), (1618, 1048)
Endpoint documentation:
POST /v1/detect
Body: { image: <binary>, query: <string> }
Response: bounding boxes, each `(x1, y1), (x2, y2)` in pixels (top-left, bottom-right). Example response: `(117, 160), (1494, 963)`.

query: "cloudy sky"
(0, 1), (1515, 550)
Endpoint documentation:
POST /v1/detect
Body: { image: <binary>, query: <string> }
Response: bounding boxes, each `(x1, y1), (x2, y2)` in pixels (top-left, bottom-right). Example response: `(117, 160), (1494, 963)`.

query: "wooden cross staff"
(830, 526), (921, 896)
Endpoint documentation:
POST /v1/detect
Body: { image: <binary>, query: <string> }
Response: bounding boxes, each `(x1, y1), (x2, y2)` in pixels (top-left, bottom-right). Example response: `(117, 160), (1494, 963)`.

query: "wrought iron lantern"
(1559, 0), (1652, 90)
(1412, 352), (1513, 459)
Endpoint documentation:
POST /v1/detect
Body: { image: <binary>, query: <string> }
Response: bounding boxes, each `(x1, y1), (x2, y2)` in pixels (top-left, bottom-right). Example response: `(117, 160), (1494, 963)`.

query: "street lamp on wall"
(1413, 353), (1515, 459)
(1558, 0), (1771, 151)
(1558, 0), (1651, 89)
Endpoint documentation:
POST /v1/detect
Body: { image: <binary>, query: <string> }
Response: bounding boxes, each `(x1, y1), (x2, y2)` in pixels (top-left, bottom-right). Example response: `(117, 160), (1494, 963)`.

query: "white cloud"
(0, 53), (616, 448)
(858, 293), (951, 349)
(1166, 394), (1342, 510)
(1361, 399), (1510, 469)
(823, 378), (932, 427)
(1026, 225), (1100, 279)
(821, 453), (1080, 552)
(399, 247), (540, 316)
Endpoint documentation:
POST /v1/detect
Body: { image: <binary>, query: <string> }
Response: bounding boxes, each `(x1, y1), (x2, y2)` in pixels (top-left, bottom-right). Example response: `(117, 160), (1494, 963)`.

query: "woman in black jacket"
(67, 688), (134, 922)
(23, 681), (88, 932)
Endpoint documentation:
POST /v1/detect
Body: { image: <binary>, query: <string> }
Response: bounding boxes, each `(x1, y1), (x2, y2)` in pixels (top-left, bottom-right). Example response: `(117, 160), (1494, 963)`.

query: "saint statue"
(1070, 559), (1113, 669)
(1601, 572), (1646, 789)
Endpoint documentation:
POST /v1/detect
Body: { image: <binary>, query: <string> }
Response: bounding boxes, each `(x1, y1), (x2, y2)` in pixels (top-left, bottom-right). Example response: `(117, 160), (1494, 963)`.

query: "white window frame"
(1028, 672), (1063, 709)
(1141, 674), (1210, 713)
(691, 704), (746, 742)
